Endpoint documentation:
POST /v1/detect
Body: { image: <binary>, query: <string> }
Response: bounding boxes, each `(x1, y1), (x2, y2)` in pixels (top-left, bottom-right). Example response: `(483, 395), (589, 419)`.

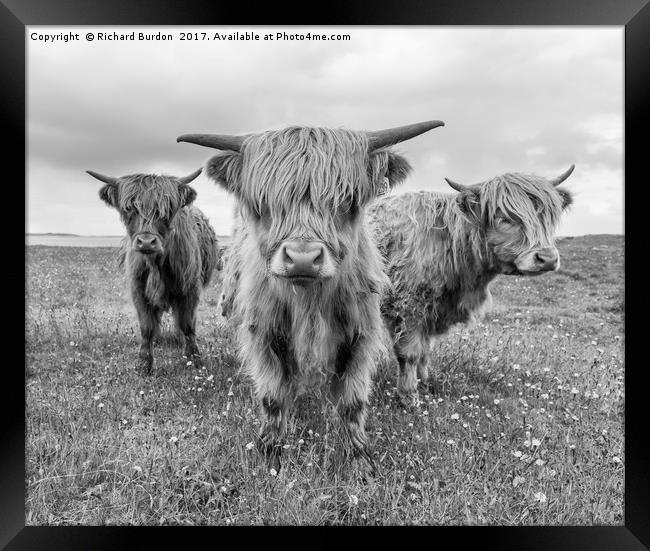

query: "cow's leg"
(330, 335), (376, 472)
(173, 291), (202, 367)
(133, 294), (161, 375)
(248, 330), (295, 473)
(416, 354), (429, 385)
(395, 331), (428, 407)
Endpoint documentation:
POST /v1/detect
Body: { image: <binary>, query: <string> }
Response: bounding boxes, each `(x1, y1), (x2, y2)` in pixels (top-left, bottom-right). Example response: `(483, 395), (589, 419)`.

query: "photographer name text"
(30, 31), (351, 43)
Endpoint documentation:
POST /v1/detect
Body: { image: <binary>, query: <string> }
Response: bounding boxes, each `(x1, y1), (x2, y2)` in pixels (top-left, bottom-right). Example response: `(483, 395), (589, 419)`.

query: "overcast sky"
(27, 26), (623, 236)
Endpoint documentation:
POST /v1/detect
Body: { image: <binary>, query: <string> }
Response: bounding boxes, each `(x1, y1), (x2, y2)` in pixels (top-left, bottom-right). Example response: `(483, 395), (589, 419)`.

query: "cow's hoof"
(136, 356), (153, 375)
(397, 389), (421, 409)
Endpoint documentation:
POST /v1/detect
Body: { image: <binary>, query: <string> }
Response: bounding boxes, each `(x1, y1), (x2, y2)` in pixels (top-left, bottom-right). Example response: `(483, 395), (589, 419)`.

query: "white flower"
(571, 388), (579, 395)
(512, 475), (525, 487)
(451, 413), (460, 420)
(535, 459), (545, 466)
(245, 442), (255, 451)
(612, 456), (622, 464)
(169, 436), (178, 444)
(269, 468), (278, 477)
(534, 492), (547, 503)
(532, 438), (541, 447)
(513, 450), (523, 458)
(349, 494), (359, 506)
(446, 439), (455, 445)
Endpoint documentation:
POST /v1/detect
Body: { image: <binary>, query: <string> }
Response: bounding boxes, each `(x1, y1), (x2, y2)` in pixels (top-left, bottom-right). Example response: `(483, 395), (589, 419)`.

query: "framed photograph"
(5, 0), (648, 547)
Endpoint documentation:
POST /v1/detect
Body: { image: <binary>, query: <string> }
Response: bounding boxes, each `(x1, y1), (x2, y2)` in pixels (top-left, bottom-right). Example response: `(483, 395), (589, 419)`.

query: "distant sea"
(26, 234), (232, 247)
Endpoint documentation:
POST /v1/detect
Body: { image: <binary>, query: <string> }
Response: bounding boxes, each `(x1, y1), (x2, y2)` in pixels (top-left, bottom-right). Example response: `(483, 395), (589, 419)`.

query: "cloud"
(27, 26), (623, 236)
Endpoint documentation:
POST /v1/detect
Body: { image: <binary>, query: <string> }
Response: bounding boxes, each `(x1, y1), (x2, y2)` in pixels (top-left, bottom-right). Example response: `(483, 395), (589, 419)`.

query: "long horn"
(445, 177), (469, 193)
(176, 133), (247, 151)
(177, 168), (202, 185)
(548, 164), (575, 187)
(86, 170), (117, 185)
(367, 120), (445, 151)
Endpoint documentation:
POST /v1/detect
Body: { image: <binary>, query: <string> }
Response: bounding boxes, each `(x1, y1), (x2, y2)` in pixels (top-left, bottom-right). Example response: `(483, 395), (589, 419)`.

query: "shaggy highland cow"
(178, 121), (444, 469)
(368, 165), (575, 405)
(87, 168), (219, 374)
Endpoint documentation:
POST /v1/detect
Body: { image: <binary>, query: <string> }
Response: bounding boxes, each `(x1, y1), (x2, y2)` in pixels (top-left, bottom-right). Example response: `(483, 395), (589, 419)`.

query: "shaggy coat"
(196, 125), (436, 469)
(368, 170), (573, 403)
(90, 170), (219, 374)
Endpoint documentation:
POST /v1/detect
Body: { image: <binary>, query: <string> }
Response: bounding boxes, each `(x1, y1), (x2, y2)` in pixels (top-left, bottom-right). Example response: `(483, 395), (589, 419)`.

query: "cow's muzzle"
(270, 240), (335, 285)
(515, 247), (559, 274)
(133, 233), (163, 255)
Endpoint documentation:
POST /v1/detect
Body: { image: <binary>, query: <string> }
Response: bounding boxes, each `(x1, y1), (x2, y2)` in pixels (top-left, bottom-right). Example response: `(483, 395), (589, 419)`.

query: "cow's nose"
(134, 234), (161, 254)
(281, 241), (324, 278)
(533, 248), (559, 271)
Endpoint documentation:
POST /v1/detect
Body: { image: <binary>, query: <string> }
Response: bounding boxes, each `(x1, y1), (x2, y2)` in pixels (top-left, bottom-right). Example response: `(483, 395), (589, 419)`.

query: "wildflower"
(349, 494), (359, 506)
(245, 442), (254, 451)
(571, 388), (579, 395)
(612, 456), (622, 464)
(535, 459), (545, 466)
(98, 402), (104, 409)
(534, 492), (547, 504)
(186, 361), (193, 367)
(450, 413), (460, 420)
(206, 375), (214, 382)
(512, 475), (525, 488)
(532, 438), (541, 448)
(513, 450), (523, 458)
(169, 436), (178, 444)
(493, 399), (501, 405)
(298, 439), (304, 445)
(269, 468), (278, 477)
(139, 390), (145, 396)
(446, 439), (455, 445)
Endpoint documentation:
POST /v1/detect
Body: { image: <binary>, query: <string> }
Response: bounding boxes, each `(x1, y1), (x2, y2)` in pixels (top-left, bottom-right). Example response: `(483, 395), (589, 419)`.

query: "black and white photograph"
(25, 25), (625, 526)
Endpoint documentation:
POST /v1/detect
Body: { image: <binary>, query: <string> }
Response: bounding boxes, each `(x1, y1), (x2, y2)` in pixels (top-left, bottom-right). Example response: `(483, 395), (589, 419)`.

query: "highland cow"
(87, 168), (219, 374)
(178, 121), (444, 469)
(368, 165), (575, 405)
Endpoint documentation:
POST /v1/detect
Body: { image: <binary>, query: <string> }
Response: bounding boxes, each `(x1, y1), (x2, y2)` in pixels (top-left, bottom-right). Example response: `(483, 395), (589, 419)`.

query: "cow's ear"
(557, 188), (573, 210)
(99, 184), (119, 208)
(179, 185), (197, 208)
(367, 150), (412, 200)
(385, 152), (412, 188)
(206, 152), (242, 196)
(455, 189), (482, 223)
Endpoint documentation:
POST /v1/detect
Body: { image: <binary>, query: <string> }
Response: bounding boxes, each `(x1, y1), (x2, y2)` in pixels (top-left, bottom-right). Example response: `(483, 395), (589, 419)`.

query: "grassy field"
(25, 234), (624, 525)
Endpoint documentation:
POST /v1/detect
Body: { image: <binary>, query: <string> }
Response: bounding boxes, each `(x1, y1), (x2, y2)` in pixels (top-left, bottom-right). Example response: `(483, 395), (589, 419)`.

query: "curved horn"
(367, 120), (445, 151)
(177, 168), (202, 185)
(86, 170), (117, 185)
(176, 133), (247, 152)
(548, 164), (575, 187)
(444, 177), (470, 193)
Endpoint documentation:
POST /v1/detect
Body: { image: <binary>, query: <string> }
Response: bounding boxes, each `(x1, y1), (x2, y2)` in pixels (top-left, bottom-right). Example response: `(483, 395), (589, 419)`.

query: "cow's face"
(206, 128), (411, 286)
(453, 169), (574, 276)
(88, 170), (201, 259)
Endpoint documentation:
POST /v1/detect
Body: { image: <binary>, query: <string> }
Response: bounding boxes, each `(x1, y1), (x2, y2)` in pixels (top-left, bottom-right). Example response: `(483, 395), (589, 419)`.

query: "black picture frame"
(6, 0), (648, 548)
